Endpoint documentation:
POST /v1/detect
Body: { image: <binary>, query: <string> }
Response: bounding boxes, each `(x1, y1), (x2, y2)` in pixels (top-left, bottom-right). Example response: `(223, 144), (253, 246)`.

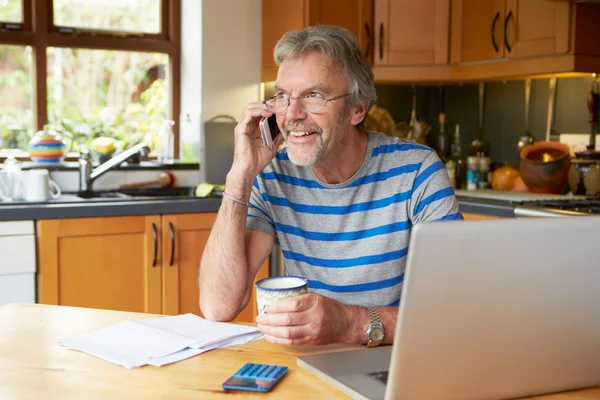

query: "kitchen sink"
(74, 186), (201, 200)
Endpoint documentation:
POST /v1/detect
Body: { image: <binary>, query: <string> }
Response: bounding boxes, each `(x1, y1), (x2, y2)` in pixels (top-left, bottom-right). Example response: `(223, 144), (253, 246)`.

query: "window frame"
(0, 0), (181, 158)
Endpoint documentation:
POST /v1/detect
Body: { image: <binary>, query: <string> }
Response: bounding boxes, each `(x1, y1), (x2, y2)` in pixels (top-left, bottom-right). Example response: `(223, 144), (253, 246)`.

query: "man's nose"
(286, 97), (307, 121)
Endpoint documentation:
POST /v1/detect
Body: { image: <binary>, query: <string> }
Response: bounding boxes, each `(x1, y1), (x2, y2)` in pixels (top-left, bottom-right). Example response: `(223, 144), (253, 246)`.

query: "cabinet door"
(450, 0), (506, 63)
(162, 213), (270, 323)
(374, 0), (449, 66)
(307, 0), (374, 63)
(262, 0), (307, 81)
(37, 216), (162, 313)
(504, 0), (570, 59)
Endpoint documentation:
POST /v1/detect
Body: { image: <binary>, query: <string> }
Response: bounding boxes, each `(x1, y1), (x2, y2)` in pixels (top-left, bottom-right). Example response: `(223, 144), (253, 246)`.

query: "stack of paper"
(59, 313), (263, 369)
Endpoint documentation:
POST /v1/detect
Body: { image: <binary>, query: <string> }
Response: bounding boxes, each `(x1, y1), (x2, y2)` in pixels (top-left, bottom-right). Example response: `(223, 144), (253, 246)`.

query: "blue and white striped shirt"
(246, 131), (463, 307)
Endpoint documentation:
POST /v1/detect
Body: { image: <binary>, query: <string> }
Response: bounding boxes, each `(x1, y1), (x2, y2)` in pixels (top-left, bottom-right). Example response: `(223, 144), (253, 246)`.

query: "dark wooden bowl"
(519, 141), (571, 194)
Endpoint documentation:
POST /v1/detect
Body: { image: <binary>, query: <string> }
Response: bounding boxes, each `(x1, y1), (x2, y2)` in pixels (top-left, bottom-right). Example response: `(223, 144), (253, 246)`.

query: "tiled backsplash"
(375, 76), (595, 168)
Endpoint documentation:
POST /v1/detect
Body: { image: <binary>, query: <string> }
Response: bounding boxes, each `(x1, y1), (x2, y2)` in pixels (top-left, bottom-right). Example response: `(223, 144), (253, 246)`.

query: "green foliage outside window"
(0, 0), (168, 154)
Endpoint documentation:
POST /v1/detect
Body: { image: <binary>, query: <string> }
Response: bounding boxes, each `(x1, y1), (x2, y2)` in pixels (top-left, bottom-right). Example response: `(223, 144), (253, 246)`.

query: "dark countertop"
(14, 160), (199, 171)
(1, 191), (512, 221)
(457, 196), (516, 218)
(0, 195), (222, 221)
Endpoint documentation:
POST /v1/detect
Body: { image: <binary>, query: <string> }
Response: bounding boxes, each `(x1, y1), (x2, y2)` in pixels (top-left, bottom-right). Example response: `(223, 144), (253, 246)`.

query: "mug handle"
(49, 179), (62, 199)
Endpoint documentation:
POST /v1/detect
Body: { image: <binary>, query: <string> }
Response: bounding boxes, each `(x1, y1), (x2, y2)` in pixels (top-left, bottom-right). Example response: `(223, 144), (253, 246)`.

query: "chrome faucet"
(79, 142), (150, 192)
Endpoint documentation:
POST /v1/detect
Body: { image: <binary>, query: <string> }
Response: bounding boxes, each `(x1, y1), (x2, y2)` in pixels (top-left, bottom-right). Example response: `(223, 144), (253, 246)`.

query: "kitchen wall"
(180, 0), (262, 120)
(375, 76), (593, 168)
(180, 0), (261, 183)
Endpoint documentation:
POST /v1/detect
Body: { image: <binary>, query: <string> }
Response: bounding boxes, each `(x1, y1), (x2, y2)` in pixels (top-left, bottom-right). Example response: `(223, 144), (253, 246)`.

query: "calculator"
(222, 363), (288, 393)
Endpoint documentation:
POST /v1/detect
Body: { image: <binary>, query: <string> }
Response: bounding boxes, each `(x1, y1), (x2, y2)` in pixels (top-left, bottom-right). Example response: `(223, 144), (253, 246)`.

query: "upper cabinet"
(262, 0), (373, 81)
(450, 0), (600, 81)
(451, 0), (569, 64)
(262, 0), (307, 81)
(374, 0), (449, 66)
(504, 0), (570, 59)
(262, 0), (600, 83)
(308, 0), (374, 63)
(450, 0), (506, 63)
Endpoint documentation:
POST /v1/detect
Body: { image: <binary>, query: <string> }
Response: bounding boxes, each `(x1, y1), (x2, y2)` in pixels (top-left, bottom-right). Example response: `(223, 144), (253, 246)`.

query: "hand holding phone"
(259, 115), (281, 147)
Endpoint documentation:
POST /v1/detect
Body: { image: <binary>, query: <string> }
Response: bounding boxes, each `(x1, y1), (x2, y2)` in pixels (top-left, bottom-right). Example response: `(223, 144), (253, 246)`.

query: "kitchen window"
(0, 0), (181, 157)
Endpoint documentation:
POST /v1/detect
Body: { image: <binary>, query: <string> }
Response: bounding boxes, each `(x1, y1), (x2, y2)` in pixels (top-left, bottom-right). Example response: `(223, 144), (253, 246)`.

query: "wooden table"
(1, 303), (599, 400)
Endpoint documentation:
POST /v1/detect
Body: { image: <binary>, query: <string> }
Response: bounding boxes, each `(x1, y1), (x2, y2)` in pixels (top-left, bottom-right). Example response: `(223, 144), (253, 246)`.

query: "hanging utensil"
(545, 76), (558, 142)
(517, 78), (534, 152)
(395, 85), (430, 145)
(469, 82), (490, 156)
(407, 85), (418, 141)
(586, 73), (599, 151)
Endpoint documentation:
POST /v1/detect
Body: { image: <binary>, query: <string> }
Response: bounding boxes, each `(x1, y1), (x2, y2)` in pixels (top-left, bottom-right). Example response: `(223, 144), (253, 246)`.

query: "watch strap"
(363, 307), (384, 347)
(367, 307), (382, 325)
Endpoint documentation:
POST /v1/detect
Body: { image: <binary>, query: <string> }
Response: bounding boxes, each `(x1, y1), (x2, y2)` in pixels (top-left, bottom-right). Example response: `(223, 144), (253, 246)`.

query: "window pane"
(0, 45), (33, 151)
(47, 48), (169, 153)
(53, 0), (161, 34)
(0, 0), (22, 23)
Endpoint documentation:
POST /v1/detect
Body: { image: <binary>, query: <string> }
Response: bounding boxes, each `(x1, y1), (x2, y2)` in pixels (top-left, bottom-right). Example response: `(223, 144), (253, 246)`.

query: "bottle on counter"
(466, 155), (479, 190)
(447, 124), (466, 189)
(157, 119), (175, 164)
(435, 112), (449, 162)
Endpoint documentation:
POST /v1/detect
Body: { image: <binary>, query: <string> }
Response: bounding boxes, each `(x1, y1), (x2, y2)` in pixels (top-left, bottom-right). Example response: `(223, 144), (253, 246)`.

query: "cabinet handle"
(504, 11), (513, 53)
(364, 23), (371, 58)
(169, 222), (175, 266)
(491, 12), (500, 52)
(379, 23), (383, 61)
(151, 222), (157, 267)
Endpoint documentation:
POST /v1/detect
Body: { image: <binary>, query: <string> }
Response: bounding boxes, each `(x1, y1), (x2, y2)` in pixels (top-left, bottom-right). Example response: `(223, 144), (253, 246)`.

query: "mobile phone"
(259, 115), (281, 147)
(222, 363), (288, 393)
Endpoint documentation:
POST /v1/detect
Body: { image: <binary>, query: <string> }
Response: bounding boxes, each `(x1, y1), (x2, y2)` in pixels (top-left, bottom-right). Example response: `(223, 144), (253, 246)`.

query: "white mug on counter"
(23, 169), (61, 202)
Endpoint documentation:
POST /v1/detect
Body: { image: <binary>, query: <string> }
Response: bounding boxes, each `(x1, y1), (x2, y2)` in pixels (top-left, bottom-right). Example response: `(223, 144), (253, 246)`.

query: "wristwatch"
(363, 307), (384, 347)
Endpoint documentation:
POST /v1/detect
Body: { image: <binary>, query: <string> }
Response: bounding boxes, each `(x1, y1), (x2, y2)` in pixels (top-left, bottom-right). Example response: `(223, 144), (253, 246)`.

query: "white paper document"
(59, 314), (263, 369)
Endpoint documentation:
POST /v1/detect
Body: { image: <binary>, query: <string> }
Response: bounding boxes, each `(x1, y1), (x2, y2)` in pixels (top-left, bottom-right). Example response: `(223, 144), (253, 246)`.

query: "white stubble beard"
(286, 133), (325, 166)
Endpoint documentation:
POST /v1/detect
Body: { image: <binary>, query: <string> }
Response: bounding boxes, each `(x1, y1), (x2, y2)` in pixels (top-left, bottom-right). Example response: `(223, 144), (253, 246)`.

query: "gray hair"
(273, 25), (377, 128)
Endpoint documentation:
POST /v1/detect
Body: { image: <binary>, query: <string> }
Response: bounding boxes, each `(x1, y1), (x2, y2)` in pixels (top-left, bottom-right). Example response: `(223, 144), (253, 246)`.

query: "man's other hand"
(255, 293), (363, 345)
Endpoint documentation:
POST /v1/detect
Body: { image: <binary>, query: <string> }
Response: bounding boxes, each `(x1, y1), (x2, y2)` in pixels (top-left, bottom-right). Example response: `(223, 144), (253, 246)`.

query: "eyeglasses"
(263, 93), (350, 114)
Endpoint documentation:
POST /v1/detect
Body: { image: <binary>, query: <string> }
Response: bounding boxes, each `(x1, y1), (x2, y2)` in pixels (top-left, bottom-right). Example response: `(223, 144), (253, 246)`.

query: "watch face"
(370, 327), (384, 342)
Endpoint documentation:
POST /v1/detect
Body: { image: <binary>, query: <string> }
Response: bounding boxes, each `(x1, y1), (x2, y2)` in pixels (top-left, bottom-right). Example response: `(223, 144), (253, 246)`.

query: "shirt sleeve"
(246, 177), (278, 238)
(408, 151), (464, 224)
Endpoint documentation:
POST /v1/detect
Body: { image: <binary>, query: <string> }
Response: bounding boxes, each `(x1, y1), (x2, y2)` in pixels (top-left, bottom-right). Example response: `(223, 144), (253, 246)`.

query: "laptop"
(297, 216), (600, 400)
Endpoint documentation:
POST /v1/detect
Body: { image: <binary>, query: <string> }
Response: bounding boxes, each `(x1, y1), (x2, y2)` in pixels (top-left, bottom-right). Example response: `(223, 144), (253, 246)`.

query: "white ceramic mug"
(23, 169), (61, 202)
(255, 276), (308, 315)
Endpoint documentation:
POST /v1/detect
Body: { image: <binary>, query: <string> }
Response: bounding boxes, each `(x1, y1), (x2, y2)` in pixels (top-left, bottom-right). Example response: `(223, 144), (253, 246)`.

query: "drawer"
(0, 273), (35, 306)
(0, 235), (36, 274)
(0, 221), (34, 236)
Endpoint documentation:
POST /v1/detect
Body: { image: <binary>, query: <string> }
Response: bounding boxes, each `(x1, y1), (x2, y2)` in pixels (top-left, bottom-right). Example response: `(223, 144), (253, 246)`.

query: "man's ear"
(350, 103), (369, 126)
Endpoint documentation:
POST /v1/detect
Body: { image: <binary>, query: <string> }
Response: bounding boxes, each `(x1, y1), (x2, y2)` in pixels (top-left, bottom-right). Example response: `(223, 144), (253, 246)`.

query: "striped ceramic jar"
(28, 130), (67, 163)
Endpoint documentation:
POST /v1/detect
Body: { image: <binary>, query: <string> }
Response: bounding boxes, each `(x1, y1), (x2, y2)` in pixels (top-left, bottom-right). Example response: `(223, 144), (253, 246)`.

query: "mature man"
(199, 25), (462, 347)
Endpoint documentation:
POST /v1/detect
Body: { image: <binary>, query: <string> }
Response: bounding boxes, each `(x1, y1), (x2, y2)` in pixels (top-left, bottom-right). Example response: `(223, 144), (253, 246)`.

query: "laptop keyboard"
(367, 370), (389, 384)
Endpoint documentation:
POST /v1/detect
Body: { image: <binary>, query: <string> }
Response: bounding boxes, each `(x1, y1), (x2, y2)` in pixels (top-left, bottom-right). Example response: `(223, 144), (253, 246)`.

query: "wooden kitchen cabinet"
(451, 0), (569, 65)
(262, 0), (374, 81)
(503, 0), (570, 59)
(374, 0), (449, 67)
(307, 0), (374, 63)
(462, 212), (502, 221)
(161, 213), (269, 323)
(262, 0), (307, 81)
(37, 215), (163, 314)
(37, 213), (269, 323)
(450, 0), (506, 64)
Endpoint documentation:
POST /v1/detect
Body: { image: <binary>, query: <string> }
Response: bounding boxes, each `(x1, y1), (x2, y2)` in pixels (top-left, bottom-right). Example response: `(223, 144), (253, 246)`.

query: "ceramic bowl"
(519, 141), (571, 194)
